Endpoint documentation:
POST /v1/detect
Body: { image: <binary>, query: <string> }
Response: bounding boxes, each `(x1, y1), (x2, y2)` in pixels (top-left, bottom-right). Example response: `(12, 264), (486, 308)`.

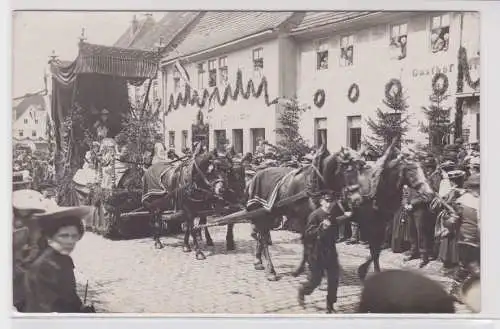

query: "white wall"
(162, 38), (281, 154)
(296, 12), (479, 151)
(12, 105), (48, 141)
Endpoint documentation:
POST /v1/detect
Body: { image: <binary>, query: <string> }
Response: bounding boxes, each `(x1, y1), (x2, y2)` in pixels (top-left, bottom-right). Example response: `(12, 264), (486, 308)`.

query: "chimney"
(131, 15), (139, 35)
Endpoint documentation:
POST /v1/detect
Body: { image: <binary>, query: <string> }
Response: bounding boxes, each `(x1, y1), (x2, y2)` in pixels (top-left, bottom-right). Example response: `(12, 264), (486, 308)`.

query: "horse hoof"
(266, 273), (278, 282)
(226, 242), (235, 251)
(195, 252), (206, 260)
(254, 263), (265, 271)
(291, 268), (304, 277)
(183, 246), (192, 253)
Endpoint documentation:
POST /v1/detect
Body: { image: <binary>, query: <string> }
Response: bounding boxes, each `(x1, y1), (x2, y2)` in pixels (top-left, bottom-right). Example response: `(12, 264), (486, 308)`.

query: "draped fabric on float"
(50, 42), (159, 205)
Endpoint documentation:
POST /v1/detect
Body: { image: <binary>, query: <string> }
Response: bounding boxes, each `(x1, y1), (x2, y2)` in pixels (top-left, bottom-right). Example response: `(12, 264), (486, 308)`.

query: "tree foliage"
(274, 97), (312, 157)
(419, 89), (453, 156)
(364, 83), (411, 156)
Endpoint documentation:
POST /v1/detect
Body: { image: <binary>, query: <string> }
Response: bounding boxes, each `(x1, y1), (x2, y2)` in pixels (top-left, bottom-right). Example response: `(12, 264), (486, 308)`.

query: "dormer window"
(431, 14), (450, 53)
(197, 62), (206, 89)
(253, 48), (263, 77)
(340, 35), (354, 67)
(173, 69), (181, 93)
(316, 39), (329, 70)
(219, 56), (228, 85)
(390, 23), (408, 60)
(208, 59), (217, 87)
(24, 118), (28, 124)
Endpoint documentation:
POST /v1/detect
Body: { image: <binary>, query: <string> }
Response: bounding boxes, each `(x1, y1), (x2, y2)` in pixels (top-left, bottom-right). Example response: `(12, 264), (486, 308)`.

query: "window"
(18, 130), (24, 137)
(314, 118), (328, 148)
(24, 119), (28, 124)
(390, 23), (408, 60)
(173, 69), (181, 93)
(340, 35), (354, 67)
(32, 130), (37, 137)
(219, 56), (228, 85)
(430, 13), (450, 53)
(232, 129), (243, 154)
(347, 116), (362, 151)
(253, 48), (264, 77)
(208, 59), (217, 87)
(134, 86), (141, 102)
(197, 62), (206, 89)
(214, 130), (227, 152)
(35, 119), (39, 124)
(168, 131), (175, 148)
(182, 130), (188, 150)
(316, 39), (329, 70)
(250, 128), (265, 152)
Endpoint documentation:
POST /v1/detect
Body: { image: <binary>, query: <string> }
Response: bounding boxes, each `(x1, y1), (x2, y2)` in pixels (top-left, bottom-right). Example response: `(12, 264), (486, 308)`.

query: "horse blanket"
(246, 167), (300, 211)
(142, 160), (192, 205)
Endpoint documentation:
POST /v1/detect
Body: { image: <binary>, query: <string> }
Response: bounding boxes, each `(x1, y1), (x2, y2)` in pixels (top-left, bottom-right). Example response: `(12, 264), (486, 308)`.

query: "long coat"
(23, 247), (83, 313)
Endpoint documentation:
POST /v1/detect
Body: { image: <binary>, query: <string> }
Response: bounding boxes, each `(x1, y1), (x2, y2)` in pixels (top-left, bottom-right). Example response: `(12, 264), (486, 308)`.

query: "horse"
(230, 145), (363, 281)
(142, 145), (232, 260)
(354, 144), (436, 281)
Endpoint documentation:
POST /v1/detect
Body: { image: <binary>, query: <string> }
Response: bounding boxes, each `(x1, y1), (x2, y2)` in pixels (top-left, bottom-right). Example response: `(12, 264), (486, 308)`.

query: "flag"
(174, 59), (191, 87)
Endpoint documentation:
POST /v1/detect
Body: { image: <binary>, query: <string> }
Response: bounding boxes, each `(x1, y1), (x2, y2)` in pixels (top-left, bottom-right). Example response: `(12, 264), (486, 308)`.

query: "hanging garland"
(313, 89), (326, 108)
(347, 83), (360, 103)
(167, 69), (277, 113)
(384, 78), (403, 103)
(457, 46), (480, 92)
(431, 73), (449, 96)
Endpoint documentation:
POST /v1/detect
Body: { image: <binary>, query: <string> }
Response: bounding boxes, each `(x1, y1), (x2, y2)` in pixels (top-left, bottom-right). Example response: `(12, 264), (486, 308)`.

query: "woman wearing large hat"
(22, 202), (95, 313)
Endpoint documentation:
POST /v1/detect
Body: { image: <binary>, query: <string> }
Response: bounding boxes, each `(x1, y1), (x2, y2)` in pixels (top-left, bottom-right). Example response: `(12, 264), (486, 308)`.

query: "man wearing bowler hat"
(298, 190), (351, 313)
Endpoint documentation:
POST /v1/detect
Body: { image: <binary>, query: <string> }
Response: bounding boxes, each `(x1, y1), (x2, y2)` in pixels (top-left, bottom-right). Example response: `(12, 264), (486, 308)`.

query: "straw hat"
(12, 189), (46, 214)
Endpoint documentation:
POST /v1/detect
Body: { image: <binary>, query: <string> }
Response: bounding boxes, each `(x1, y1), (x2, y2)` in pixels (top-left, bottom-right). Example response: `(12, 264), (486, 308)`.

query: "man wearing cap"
(22, 202), (95, 313)
(298, 190), (351, 313)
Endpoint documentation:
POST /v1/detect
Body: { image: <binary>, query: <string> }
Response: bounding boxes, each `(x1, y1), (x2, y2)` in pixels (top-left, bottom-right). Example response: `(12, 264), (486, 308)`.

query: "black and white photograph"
(11, 10), (481, 314)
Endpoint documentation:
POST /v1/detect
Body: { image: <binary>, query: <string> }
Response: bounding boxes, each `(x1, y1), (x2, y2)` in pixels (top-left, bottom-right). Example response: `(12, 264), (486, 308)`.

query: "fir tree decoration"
(274, 97), (312, 158)
(419, 73), (454, 156)
(365, 79), (411, 155)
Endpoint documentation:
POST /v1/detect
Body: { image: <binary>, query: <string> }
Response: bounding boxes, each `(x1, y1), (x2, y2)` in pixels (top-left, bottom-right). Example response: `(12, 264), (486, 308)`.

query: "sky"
(12, 11), (164, 98)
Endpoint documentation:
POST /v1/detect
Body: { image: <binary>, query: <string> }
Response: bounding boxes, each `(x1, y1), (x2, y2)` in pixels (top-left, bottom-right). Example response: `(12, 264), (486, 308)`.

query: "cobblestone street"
(73, 223), (471, 314)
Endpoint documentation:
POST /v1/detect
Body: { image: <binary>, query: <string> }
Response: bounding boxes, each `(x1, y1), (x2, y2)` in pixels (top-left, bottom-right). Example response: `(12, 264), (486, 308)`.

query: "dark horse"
(142, 145), (232, 260)
(228, 145), (364, 281)
(354, 144), (435, 281)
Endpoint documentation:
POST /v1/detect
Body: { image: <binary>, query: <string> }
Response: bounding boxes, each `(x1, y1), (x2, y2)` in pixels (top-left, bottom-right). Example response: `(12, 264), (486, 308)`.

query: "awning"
(50, 42), (159, 86)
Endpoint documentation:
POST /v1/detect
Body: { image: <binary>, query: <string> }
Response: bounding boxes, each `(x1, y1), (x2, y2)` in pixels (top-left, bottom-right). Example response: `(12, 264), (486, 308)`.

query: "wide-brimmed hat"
(440, 161), (456, 171)
(447, 170), (466, 180)
(34, 203), (93, 238)
(12, 189), (46, 214)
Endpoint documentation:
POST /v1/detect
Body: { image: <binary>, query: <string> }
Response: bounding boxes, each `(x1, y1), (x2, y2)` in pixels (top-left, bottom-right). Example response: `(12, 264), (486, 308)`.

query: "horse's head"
(322, 145), (364, 208)
(377, 143), (435, 208)
(191, 145), (231, 198)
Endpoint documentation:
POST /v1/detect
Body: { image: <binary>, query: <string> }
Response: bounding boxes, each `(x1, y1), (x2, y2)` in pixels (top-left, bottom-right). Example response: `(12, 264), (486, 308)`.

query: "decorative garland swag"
(167, 69), (276, 113)
(348, 83), (360, 103)
(313, 89), (326, 108)
(432, 73), (449, 96)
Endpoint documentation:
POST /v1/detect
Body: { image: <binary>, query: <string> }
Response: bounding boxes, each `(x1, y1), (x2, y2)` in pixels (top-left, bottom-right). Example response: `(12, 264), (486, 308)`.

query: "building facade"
(12, 94), (50, 151)
(293, 11), (480, 151)
(160, 12), (303, 154)
(115, 11), (480, 154)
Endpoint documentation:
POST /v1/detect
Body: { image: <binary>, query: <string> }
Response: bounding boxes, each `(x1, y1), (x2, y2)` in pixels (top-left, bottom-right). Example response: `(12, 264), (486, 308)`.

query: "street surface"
(73, 223), (472, 314)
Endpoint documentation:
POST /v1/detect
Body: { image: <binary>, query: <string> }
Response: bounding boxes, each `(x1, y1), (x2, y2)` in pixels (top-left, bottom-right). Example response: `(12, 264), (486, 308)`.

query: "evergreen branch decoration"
(313, 89), (326, 108)
(166, 69), (277, 113)
(457, 46), (480, 92)
(347, 83), (360, 103)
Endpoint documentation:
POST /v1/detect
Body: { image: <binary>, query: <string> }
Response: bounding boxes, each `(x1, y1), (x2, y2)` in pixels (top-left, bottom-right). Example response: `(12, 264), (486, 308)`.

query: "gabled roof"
(164, 11), (295, 61)
(131, 12), (200, 51)
(114, 14), (157, 49)
(290, 11), (376, 33)
(13, 94), (45, 121)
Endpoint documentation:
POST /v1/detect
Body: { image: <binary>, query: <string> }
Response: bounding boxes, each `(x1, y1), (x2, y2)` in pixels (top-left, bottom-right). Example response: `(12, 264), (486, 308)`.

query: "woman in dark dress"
(23, 205), (95, 313)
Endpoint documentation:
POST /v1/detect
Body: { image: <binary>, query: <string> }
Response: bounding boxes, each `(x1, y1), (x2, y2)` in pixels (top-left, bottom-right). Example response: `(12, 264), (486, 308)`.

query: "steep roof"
(13, 94), (45, 121)
(290, 11), (376, 33)
(164, 11), (294, 61)
(114, 14), (157, 49)
(131, 12), (200, 51)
